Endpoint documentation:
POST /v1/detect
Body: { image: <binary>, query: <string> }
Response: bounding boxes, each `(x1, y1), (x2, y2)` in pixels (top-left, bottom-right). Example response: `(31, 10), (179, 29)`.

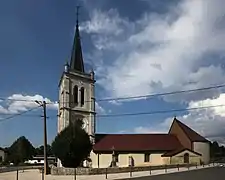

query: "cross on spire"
(76, 5), (81, 28)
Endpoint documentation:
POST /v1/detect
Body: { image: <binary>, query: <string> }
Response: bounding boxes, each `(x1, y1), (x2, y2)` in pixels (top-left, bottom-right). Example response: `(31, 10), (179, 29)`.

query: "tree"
(51, 120), (92, 168)
(35, 144), (53, 156)
(6, 136), (36, 165)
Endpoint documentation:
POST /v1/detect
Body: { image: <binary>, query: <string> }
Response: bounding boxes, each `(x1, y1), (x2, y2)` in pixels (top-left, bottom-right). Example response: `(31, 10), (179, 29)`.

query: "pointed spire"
(70, 6), (85, 73)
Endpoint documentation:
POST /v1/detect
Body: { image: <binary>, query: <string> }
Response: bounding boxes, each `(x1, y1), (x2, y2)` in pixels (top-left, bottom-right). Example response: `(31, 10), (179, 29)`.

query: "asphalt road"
(120, 167), (224, 180)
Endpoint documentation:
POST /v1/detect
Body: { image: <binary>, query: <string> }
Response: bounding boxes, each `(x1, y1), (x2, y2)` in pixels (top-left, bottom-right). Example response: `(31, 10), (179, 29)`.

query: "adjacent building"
(0, 147), (6, 162)
(57, 16), (210, 168)
(90, 118), (210, 168)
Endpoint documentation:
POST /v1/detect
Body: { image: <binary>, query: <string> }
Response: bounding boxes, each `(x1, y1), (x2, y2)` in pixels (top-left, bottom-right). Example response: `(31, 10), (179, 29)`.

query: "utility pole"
(35, 100), (49, 176)
(43, 101), (49, 175)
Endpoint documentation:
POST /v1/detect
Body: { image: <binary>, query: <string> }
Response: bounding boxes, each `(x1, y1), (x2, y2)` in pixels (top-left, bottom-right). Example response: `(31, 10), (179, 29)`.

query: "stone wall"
(51, 164), (195, 175)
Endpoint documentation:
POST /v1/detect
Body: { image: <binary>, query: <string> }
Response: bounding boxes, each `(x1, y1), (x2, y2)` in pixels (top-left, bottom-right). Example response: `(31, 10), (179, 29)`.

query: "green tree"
(7, 136), (36, 165)
(51, 120), (92, 168)
(35, 144), (53, 156)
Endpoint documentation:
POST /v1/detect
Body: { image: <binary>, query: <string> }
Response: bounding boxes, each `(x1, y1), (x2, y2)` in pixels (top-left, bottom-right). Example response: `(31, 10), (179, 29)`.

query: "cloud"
(95, 102), (106, 114)
(82, 0), (225, 104)
(133, 93), (225, 145)
(81, 8), (134, 51)
(0, 94), (107, 117)
(0, 94), (58, 115)
(81, 9), (125, 36)
(108, 100), (122, 106)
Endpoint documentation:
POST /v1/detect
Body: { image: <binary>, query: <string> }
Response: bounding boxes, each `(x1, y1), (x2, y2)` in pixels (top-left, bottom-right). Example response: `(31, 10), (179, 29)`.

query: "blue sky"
(1, 0), (225, 147)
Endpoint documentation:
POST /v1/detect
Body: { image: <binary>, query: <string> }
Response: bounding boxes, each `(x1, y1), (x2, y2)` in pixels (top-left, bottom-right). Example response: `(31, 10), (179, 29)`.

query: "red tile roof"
(93, 134), (182, 152)
(174, 119), (208, 142)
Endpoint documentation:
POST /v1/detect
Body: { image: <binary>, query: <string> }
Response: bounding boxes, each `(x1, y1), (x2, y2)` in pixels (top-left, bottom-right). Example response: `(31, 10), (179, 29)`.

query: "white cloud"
(133, 93), (225, 145)
(108, 100), (122, 106)
(0, 94), (58, 115)
(95, 102), (106, 114)
(81, 9), (125, 36)
(81, 0), (225, 145)
(82, 0), (225, 103)
(81, 9), (134, 51)
(0, 94), (107, 115)
(0, 105), (8, 114)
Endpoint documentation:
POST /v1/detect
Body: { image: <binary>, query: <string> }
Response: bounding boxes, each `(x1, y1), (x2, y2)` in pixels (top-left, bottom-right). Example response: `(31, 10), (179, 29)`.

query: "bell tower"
(58, 7), (96, 144)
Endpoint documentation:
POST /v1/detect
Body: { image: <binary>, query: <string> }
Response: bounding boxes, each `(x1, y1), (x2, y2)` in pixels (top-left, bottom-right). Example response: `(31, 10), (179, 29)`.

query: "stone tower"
(58, 14), (96, 145)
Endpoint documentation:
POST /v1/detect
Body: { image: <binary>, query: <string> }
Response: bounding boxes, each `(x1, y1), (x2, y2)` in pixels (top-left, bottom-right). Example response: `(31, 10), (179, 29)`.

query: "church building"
(58, 16), (210, 168)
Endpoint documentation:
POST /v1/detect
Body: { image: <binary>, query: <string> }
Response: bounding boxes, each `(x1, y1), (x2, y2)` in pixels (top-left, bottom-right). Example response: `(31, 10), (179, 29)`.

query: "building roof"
(172, 118), (208, 142)
(0, 147), (6, 152)
(162, 147), (202, 157)
(93, 134), (182, 152)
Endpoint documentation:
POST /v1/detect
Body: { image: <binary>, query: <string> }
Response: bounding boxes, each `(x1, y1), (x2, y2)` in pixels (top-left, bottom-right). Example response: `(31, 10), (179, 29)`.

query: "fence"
(103, 163), (217, 179)
(0, 165), (43, 173)
(1, 162), (220, 180)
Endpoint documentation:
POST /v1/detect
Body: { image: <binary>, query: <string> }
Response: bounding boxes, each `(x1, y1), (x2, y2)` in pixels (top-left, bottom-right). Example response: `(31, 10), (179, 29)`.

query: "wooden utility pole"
(35, 100), (49, 177)
(43, 101), (49, 175)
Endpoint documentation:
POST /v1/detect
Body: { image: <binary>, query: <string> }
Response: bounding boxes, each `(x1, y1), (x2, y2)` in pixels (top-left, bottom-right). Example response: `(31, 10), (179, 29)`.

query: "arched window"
(73, 85), (78, 105)
(80, 87), (85, 106)
(184, 153), (189, 163)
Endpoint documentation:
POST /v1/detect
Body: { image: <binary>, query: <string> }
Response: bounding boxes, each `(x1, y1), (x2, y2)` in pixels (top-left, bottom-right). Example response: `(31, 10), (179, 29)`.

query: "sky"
(1, 0), (225, 147)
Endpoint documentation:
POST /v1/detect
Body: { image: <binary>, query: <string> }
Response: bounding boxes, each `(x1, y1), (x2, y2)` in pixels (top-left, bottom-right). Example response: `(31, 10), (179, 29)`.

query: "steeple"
(70, 6), (85, 73)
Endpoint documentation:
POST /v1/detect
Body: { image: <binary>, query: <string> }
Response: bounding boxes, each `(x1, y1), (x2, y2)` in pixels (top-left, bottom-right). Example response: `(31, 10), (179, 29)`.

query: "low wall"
(51, 163), (197, 175)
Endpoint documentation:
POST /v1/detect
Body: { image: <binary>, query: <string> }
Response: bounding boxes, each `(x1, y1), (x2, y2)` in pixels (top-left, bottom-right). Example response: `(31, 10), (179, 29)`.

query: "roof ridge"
(174, 118), (207, 142)
(96, 133), (175, 135)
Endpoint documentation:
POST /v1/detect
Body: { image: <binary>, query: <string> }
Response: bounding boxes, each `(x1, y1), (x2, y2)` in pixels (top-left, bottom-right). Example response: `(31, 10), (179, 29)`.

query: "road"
(120, 167), (224, 180)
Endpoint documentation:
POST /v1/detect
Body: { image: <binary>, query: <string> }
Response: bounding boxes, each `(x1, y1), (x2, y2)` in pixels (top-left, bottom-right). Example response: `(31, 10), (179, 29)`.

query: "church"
(57, 18), (210, 168)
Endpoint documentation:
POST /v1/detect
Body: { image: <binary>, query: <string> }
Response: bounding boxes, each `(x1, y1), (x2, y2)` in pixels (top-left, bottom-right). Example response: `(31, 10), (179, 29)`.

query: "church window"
(144, 153), (150, 162)
(80, 87), (85, 106)
(73, 85), (78, 105)
(184, 153), (189, 163)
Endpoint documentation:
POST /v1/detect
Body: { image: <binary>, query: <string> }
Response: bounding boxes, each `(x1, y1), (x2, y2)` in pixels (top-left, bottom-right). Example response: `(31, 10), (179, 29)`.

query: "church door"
(183, 153), (189, 163)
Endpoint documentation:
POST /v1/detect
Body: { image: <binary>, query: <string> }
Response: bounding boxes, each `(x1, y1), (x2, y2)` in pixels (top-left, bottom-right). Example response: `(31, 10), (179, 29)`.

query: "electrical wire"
(0, 83), (224, 104)
(0, 106), (41, 123)
(96, 104), (225, 118)
(51, 104), (224, 118)
(58, 83), (225, 104)
(96, 84), (225, 103)
(0, 84), (225, 122)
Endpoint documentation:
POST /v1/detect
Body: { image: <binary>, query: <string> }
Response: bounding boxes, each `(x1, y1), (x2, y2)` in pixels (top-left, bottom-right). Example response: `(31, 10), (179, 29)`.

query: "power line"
(0, 103), (224, 122)
(97, 84), (225, 102)
(59, 83), (225, 104)
(0, 114), (41, 117)
(0, 97), (55, 104)
(96, 104), (225, 118)
(0, 106), (41, 123)
(50, 104), (224, 118)
(0, 83), (224, 104)
(0, 97), (36, 102)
